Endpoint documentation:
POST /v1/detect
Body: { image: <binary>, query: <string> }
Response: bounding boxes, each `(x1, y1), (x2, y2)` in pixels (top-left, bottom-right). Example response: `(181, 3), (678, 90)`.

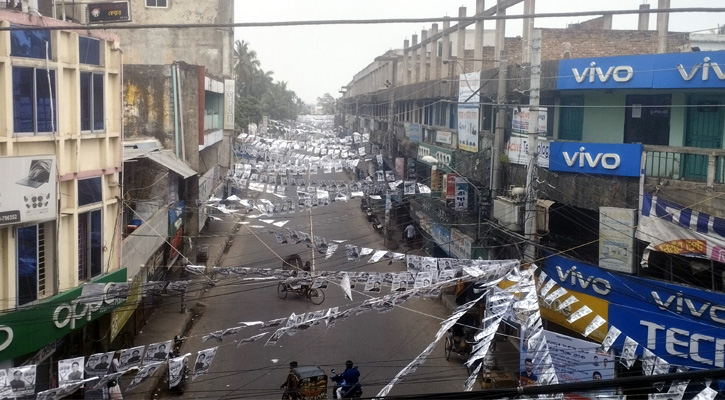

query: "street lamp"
(420, 155), (483, 253)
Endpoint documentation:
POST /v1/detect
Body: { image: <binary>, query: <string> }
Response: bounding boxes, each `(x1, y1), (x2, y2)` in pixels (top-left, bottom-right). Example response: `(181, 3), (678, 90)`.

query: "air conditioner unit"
(493, 196), (524, 231)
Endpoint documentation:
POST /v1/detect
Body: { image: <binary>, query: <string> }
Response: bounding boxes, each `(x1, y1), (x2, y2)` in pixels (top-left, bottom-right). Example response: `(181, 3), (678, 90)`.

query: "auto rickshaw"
(282, 365), (328, 400)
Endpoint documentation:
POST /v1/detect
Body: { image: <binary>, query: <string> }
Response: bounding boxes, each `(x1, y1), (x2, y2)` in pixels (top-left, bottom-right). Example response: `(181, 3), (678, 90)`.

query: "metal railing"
(644, 144), (725, 186)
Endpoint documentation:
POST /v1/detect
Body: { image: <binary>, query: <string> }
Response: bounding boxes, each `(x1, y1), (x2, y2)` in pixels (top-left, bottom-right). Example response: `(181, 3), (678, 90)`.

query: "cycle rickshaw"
(281, 365), (328, 400)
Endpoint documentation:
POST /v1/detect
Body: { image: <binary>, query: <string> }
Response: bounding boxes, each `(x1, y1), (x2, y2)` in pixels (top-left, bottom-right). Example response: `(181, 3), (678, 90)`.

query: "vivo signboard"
(549, 142), (642, 177)
(558, 51), (725, 90)
(541, 254), (725, 370)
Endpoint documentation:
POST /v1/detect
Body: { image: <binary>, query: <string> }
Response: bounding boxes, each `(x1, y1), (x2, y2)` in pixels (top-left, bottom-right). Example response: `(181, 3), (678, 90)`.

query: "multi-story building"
(46, 0), (236, 348)
(0, 8), (124, 391)
(340, 0), (725, 379)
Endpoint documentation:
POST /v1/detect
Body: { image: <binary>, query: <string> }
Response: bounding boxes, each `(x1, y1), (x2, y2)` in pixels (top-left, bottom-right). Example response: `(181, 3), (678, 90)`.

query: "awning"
(124, 147), (197, 179)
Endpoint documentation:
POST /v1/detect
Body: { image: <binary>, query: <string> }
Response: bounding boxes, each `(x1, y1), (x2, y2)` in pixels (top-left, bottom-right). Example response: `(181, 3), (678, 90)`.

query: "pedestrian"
(404, 223), (415, 247)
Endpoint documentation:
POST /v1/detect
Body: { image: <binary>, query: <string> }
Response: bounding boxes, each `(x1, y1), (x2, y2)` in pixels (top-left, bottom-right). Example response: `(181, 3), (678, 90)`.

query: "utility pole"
(524, 29), (541, 263)
(491, 58), (507, 198)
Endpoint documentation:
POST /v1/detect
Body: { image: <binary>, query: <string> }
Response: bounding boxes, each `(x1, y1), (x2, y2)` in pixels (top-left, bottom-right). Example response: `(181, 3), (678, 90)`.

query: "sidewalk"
(124, 216), (237, 399)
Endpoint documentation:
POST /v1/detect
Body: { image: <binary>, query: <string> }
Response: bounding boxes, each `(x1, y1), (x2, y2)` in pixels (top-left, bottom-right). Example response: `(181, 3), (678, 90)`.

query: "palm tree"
(234, 40), (261, 96)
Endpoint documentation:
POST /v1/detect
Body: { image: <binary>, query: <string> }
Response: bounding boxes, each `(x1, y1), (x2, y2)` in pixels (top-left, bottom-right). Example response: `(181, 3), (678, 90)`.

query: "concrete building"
(340, 0), (725, 379)
(0, 9), (124, 391)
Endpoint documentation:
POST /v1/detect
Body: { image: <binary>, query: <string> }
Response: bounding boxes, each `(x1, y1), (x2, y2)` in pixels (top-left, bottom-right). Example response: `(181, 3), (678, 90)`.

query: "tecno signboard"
(558, 51), (725, 90)
(0, 156), (57, 226)
(549, 142), (642, 177)
(541, 254), (725, 370)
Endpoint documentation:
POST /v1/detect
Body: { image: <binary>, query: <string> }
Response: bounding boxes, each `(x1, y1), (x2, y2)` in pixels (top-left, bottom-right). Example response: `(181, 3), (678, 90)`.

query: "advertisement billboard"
(541, 253), (725, 370)
(457, 107), (479, 153)
(599, 207), (636, 273)
(0, 156), (57, 226)
(549, 142), (642, 177)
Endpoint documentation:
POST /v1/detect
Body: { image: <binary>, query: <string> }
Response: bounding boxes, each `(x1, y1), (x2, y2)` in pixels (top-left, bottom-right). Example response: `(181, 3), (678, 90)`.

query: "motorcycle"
(330, 369), (363, 399)
(370, 216), (383, 233)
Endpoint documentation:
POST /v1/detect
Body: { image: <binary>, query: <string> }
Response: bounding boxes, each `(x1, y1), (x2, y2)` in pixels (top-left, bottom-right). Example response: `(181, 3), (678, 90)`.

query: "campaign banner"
(504, 135), (550, 168)
(520, 329), (614, 394)
(637, 193), (725, 263)
(445, 174), (458, 208)
(457, 106), (479, 152)
(549, 142), (642, 177)
(541, 253), (725, 370)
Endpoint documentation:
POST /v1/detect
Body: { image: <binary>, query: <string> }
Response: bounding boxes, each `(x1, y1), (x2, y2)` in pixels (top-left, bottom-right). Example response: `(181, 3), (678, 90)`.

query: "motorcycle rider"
(331, 360), (361, 399)
(280, 361), (299, 399)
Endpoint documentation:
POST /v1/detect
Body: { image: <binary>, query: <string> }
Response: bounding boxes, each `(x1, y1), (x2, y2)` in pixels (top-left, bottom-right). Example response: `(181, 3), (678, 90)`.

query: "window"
(10, 27), (51, 59)
(78, 177), (103, 206)
(81, 72), (104, 131)
(13, 67), (56, 134)
(17, 224), (49, 306)
(78, 210), (102, 281)
(146, 0), (167, 7)
(204, 91), (223, 131)
(558, 96), (584, 141)
(624, 94), (671, 145)
(78, 36), (100, 65)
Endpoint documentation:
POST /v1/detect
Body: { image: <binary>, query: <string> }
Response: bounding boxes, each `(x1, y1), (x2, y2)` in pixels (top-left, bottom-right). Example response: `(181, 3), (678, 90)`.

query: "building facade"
(340, 0), (725, 378)
(0, 10), (124, 391)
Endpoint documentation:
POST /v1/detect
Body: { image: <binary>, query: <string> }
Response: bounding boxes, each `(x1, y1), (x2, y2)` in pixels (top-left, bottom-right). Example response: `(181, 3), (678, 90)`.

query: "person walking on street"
(404, 223), (416, 247)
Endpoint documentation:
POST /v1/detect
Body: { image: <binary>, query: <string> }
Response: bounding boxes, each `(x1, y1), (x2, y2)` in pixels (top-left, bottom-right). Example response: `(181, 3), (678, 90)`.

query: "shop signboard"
(445, 174), (458, 208)
(512, 107), (547, 135)
(87, 2), (130, 23)
(454, 177), (468, 211)
(450, 229), (472, 260)
(417, 143), (454, 168)
(549, 142), (642, 177)
(505, 135), (549, 168)
(558, 51), (725, 90)
(0, 269), (127, 360)
(432, 223), (451, 254)
(0, 156), (57, 226)
(436, 130), (452, 145)
(406, 123), (422, 142)
(541, 253), (725, 370)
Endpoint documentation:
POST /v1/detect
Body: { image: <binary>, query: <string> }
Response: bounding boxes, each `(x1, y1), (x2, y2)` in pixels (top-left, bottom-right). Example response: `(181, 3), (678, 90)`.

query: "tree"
(316, 93), (336, 115)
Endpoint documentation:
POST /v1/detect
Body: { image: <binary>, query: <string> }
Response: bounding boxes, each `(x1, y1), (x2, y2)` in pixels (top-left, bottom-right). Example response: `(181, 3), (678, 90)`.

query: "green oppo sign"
(0, 268), (127, 361)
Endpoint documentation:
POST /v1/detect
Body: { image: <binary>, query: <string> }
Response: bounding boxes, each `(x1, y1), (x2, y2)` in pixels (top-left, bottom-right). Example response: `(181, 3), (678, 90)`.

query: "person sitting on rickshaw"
(281, 361), (299, 399)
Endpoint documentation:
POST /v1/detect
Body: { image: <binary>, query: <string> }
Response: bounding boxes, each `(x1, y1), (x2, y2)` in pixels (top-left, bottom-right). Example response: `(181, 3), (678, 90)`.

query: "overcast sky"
(234, 1), (725, 104)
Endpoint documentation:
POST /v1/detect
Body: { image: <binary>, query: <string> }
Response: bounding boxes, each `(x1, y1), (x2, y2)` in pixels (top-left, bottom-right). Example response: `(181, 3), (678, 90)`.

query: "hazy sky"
(234, 1), (725, 104)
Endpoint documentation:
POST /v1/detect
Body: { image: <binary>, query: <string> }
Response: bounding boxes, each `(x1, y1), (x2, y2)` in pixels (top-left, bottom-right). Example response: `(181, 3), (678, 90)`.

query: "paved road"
(163, 170), (471, 399)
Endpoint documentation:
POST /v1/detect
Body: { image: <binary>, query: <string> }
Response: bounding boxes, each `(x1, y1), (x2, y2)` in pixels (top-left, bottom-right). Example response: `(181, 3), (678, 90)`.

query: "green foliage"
(233, 40), (306, 129)
(316, 93), (336, 114)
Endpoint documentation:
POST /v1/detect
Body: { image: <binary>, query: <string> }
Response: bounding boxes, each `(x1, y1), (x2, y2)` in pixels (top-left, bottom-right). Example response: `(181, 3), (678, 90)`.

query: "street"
(163, 170), (472, 399)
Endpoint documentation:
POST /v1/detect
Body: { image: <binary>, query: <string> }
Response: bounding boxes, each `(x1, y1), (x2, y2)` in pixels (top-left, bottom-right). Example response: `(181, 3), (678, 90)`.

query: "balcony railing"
(644, 144), (725, 186)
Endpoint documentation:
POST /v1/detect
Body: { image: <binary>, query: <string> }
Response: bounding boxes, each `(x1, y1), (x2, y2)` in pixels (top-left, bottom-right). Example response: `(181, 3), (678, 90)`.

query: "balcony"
(644, 144), (725, 186)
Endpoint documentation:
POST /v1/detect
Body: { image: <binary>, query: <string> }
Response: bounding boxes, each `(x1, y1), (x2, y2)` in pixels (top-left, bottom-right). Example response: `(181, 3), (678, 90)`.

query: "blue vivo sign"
(541, 254), (725, 370)
(558, 51), (725, 90)
(549, 142), (642, 177)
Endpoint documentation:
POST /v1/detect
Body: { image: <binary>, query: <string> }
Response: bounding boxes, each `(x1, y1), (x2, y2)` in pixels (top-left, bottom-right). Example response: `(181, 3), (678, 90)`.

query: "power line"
(3, 7), (724, 31)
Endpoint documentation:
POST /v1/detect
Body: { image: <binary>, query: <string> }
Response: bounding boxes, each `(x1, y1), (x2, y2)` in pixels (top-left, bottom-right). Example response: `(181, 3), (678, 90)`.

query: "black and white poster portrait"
(85, 351), (114, 376)
(311, 277), (328, 289)
(356, 272), (370, 283)
(168, 355), (187, 389)
(414, 271), (433, 289)
(128, 362), (162, 391)
(420, 257), (437, 273)
(437, 269), (457, 283)
(345, 244), (360, 261)
(58, 356), (85, 385)
(119, 345), (146, 371)
(438, 258), (454, 271)
(0, 369), (9, 399)
(166, 280), (190, 294)
(299, 231), (311, 244)
(192, 347), (218, 381)
(391, 273), (408, 292)
(406, 255), (422, 273)
(8, 365), (36, 396)
(274, 232), (287, 244)
(264, 328), (288, 347)
(376, 170), (384, 182)
(364, 273), (383, 293)
(403, 181), (416, 195)
(144, 340), (172, 363)
(105, 282), (130, 302)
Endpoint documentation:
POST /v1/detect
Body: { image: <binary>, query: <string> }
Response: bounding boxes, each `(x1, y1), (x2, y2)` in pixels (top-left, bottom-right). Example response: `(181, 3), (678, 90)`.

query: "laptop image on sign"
(16, 159), (52, 188)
